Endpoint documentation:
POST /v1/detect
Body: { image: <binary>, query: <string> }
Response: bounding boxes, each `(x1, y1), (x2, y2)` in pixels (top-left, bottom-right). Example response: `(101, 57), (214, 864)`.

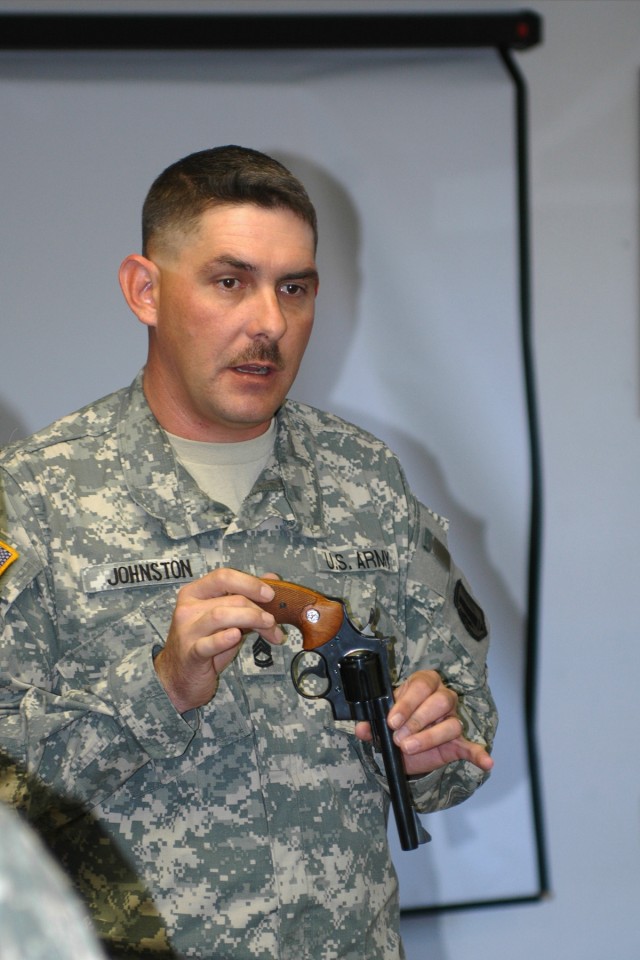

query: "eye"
(280, 282), (306, 297)
(218, 277), (240, 290)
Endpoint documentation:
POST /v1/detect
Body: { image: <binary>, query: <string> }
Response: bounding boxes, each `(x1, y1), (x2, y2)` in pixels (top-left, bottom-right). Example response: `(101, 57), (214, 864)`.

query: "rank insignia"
(252, 636), (274, 669)
(0, 539), (19, 578)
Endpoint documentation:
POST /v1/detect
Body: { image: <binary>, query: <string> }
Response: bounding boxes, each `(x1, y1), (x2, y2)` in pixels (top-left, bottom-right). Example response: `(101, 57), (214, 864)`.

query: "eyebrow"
(201, 255), (319, 286)
(280, 268), (320, 284)
(208, 255), (255, 273)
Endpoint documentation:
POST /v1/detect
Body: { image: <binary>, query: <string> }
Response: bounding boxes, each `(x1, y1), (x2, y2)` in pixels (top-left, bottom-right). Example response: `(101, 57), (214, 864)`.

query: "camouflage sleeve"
(399, 496), (498, 813)
(0, 802), (107, 960)
(0, 472), (196, 821)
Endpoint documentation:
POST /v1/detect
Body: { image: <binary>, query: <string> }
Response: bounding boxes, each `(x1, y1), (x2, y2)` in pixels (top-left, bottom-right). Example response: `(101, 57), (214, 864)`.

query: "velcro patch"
(422, 528), (451, 571)
(0, 539), (19, 578)
(454, 579), (488, 641)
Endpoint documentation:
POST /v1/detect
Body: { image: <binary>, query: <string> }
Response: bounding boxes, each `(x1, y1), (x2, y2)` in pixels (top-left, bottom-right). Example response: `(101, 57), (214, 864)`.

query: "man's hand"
(154, 568), (284, 714)
(354, 669), (494, 776)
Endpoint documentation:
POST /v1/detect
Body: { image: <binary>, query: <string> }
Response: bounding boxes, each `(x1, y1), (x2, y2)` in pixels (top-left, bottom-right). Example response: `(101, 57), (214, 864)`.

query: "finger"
(403, 736), (494, 776)
(387, 670), (440, 729)
(181, 567), (279, 604)
(193, 626), (244, 662)
(354, 721), (373, 742)
(257, 625), (286, 645)
(257, 573), (285, 641)
(394, 714), (464, 756)
(189, 602), (278, 657)
(460, 740), (494, 772)
(388, 674), (457, 737)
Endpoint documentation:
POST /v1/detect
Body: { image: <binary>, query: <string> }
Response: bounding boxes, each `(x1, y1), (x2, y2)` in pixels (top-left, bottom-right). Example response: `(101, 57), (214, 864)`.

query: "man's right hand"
(154, 568), (284, 713)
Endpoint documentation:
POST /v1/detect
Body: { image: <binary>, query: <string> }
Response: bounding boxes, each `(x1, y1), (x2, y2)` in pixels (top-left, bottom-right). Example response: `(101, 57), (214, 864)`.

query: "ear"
(118, 254), (160, 328)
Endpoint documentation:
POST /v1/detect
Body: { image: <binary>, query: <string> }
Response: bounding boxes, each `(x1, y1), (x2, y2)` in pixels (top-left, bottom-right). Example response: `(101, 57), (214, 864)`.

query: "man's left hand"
(354, 669), (494, 777)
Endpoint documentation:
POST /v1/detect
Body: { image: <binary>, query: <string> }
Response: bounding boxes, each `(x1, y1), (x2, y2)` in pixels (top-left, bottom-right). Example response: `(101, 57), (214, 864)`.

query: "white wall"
(1, 0), (638, 957)
(403, 0), (640, 957)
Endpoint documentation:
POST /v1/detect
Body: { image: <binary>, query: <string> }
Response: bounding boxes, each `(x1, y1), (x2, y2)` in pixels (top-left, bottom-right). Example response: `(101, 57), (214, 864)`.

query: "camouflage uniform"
(0, 373), (496, 960)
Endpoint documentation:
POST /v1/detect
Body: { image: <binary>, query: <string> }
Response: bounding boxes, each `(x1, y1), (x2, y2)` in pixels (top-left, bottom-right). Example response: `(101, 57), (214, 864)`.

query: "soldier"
(0, 146), (497, 959)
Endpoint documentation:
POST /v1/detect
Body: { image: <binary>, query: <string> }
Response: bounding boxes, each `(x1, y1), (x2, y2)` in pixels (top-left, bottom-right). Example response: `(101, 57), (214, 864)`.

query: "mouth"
(229, 342), (284, 379)
(232, 364), (274, 376)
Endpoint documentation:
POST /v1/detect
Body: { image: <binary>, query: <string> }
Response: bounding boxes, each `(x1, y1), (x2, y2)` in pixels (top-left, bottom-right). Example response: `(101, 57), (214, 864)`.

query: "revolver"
(258, 578), (428, 851)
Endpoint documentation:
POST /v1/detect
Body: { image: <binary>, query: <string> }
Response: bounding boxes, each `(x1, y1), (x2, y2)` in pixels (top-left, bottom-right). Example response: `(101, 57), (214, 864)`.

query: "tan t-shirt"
(167, 420), (276, 516)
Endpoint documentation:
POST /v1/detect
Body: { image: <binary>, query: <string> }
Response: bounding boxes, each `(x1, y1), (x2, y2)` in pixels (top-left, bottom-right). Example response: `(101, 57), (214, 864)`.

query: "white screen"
(0, 46), (540, 908)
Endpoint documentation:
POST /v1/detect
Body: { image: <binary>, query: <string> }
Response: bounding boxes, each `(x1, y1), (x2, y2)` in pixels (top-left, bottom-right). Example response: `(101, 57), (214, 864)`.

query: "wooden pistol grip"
(258, 578), (344, 650)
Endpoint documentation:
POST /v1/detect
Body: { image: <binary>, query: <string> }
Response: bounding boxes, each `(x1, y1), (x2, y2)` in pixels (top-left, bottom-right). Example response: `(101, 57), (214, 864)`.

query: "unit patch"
(0, 540), (19, 578)
(454, 579), (488, 641)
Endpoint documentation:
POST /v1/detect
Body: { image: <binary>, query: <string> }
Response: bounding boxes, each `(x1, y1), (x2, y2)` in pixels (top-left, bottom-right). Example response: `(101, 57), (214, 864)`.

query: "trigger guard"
(291, 650), (330, 700)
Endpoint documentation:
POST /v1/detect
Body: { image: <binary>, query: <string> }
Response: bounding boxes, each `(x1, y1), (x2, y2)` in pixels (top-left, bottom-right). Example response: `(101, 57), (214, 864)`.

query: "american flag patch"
(0, 539), (18, 578)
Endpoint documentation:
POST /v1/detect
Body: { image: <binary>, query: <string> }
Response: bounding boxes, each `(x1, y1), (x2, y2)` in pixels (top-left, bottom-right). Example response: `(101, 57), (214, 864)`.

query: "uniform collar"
(269, 402), (326, 538)
(117, 373), (327, 541)
(235, 401), (327, 540)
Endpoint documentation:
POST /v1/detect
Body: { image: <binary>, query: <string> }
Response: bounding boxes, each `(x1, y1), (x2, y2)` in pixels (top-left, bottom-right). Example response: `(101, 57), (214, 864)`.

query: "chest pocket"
(55, 590), (176, 687)
(55, 589), (252, 786)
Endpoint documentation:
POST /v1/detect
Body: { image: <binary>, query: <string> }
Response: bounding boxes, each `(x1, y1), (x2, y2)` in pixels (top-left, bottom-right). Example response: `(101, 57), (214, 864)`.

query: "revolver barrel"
(341, 651), (423, 851)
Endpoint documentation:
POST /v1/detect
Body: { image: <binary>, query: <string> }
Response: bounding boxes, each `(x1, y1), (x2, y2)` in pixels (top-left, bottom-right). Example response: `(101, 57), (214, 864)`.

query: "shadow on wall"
(0, 398), (29, 448)
(274, 149), (363, 405)
(282, 151), (528, 806)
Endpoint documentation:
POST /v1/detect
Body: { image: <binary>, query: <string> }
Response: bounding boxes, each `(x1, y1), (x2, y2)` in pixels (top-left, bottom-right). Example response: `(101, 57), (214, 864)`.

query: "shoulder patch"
(454, 579), (488, 641)
(0, 540), (19, 578)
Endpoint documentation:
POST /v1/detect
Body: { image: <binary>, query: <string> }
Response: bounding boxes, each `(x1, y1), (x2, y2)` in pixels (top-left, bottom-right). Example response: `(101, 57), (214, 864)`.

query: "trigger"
(364, 606), (381, 634)
(298, 663), (326, 684)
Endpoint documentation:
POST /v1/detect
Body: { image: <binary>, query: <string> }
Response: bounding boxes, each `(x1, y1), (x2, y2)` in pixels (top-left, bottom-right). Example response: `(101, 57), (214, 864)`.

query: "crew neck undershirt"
(166, 420), (276, 515)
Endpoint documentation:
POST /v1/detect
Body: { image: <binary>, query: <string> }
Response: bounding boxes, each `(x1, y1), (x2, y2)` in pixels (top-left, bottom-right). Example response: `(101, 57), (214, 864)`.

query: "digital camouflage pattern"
(0, 373), (497, 960)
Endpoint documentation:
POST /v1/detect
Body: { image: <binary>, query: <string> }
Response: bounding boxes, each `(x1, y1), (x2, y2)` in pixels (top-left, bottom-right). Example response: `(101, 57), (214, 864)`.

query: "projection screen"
(0, 12), (544, 911)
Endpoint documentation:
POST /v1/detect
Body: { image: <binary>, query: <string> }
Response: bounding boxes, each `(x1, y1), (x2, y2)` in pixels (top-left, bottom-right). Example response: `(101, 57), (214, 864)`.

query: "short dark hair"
(142, 145), (318, 256)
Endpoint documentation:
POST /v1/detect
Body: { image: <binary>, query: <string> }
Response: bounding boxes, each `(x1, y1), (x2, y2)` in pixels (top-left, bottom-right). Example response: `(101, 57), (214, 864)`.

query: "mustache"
(229, 342), (284, 370)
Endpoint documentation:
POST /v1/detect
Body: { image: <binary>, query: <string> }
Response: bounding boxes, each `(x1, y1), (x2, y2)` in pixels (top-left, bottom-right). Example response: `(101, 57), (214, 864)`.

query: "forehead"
(180, 203), (316, 260)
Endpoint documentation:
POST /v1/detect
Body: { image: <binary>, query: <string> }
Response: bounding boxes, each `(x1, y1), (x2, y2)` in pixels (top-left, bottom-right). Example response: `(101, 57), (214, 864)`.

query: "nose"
(246, 287), (287, 341)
